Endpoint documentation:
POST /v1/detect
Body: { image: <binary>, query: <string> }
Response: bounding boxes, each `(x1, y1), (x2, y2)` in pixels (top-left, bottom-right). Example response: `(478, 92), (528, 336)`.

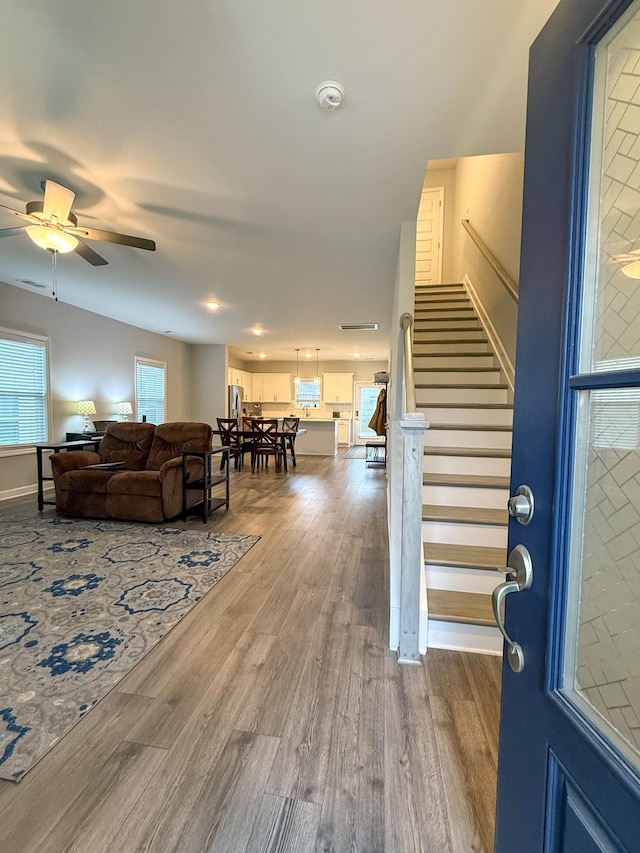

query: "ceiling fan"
(0, 180), (156, 266)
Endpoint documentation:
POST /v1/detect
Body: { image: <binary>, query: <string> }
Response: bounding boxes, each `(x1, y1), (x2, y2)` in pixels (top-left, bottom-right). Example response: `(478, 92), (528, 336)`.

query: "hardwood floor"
(0, 452), (502, 852)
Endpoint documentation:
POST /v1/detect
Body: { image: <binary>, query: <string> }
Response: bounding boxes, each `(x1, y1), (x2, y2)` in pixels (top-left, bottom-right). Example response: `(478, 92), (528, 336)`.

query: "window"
(135, 358), (166, 424)
(296, 378), (320, 407)
(0, 329), (49, 447)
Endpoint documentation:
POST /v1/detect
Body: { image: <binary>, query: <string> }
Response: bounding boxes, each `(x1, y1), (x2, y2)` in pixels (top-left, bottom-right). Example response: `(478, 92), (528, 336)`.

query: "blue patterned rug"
(0, 514), (259, 782)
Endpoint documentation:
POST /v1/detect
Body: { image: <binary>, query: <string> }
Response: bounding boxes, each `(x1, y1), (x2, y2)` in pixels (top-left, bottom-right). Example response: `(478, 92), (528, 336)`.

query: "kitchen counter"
(294, 419), (338, 456)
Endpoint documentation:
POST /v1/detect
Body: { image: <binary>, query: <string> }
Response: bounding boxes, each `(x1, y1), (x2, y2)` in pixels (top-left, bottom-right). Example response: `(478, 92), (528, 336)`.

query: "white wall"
(452, 153), (524, 372)
(0, 281), (193, 499)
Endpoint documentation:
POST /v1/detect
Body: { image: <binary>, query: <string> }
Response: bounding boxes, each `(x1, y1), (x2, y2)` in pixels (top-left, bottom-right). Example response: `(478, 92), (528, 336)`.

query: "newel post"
(398, 411), (429, 665)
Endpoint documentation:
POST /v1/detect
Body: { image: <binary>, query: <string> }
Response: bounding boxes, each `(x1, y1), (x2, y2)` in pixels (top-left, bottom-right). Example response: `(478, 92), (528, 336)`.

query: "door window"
(564, 5), (640, 769)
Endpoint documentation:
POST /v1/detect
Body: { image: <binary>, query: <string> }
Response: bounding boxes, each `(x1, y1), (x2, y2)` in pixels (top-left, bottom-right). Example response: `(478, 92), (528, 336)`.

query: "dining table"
(213, 423), (307, 472)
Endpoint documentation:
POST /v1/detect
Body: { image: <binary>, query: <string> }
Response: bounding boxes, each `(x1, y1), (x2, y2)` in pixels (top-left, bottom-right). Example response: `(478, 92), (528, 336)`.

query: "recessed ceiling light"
(252, 328), (264, 336)
(258, 353), (266, 359)
(305, 352), (312, 359)
(353, 352), (360, 358)
(205, 300), (221, 311)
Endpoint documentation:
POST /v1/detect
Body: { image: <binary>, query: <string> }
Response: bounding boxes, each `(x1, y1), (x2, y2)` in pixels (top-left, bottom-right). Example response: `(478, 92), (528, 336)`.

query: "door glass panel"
(565, 5), (640, 770)
(357, 386), (379, 440)
(581, 6), (640, 373)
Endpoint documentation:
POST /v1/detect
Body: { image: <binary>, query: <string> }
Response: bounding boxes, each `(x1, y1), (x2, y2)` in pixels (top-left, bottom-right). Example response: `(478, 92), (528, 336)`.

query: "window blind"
(0, 333), (48, 446)
(135, 358), (166, 425)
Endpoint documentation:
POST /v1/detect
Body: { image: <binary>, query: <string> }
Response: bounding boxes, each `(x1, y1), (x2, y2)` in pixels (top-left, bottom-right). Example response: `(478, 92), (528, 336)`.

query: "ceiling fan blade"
(68, 225), (156, 251)
(0, 226), (25, 238)
(0, 203), (36, 223)
(42, 180), (75, 223)
(73, 238), (108, 266)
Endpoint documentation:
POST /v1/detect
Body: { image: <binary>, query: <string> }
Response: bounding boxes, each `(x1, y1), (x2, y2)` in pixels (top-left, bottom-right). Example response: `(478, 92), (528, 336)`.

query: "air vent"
(17, 278), (46, 289)
(339, 323), (379, 331)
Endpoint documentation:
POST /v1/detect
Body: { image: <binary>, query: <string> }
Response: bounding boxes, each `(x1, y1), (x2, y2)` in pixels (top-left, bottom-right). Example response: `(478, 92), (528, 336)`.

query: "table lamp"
(117, 401), (133, 421)
(78, 400), (97, 433)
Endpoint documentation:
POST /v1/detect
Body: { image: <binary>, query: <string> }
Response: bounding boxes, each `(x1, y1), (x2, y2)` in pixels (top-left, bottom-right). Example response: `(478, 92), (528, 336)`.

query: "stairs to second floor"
(414, 282), (510, 655)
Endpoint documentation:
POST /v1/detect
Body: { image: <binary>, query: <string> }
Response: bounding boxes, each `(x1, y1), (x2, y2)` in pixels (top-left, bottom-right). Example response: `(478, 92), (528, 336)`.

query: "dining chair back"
(282, 417), (300, 468)
(250, 418), (284, 472)
(217, 418), (250, 470)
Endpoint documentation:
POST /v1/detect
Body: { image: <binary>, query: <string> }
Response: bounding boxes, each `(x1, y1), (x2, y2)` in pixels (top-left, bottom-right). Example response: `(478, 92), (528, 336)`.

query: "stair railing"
(397, 312), (429, 664)
(461, 219), (519, 302)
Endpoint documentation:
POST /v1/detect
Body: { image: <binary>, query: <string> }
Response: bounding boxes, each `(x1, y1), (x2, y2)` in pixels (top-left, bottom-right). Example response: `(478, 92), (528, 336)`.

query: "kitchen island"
(294, 418), (339, 456)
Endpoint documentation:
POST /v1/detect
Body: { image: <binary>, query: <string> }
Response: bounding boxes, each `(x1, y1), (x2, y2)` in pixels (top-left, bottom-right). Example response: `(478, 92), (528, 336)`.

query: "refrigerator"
(228, 385), (244, 424)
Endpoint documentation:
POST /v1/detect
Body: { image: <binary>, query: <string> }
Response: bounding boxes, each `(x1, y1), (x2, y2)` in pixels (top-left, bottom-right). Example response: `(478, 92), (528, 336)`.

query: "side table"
(33, 439), (102, 511)
(182, 447), (230, 523)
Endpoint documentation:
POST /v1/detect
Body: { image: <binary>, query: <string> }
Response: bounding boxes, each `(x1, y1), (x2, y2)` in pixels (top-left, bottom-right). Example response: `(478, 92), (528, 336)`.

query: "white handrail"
(399, 312), (416, 413)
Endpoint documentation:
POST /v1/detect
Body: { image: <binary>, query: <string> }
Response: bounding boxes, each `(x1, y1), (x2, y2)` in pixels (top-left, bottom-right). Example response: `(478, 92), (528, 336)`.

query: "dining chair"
(216, 418), (252, 471)
(250, 418), (284, 472)
(281, 416), (300, 468)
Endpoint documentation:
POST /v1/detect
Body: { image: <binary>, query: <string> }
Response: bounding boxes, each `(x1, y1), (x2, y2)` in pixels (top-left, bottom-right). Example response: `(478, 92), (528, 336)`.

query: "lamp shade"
(27, 225), (78, 254)
(117, 401), (133, 416)
(77, 400), (97, 416)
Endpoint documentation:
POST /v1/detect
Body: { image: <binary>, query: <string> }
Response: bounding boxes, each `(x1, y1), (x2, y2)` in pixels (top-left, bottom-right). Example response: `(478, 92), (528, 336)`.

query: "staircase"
(414, 282), (511, 654)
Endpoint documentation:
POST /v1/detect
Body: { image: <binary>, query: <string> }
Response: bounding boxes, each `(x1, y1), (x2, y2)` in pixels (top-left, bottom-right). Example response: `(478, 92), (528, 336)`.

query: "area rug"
(344, 446), (366, 459)
(0, 513), (259, 782)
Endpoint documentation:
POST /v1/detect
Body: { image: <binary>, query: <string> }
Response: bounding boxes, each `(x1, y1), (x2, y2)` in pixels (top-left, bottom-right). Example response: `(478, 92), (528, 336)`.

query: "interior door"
(496, 0), (640, 850)
(415, 186), (444, 285)
(354, 382), (379, 444)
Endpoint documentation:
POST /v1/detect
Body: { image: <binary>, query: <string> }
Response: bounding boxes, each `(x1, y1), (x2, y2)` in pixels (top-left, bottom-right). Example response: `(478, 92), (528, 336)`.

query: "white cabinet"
(338, 419), (351, 445)
(239, 370), (252, 400)
(322, 373), (354, 404)
(251, 373), (293, 403)
(228, 367), (243, 387)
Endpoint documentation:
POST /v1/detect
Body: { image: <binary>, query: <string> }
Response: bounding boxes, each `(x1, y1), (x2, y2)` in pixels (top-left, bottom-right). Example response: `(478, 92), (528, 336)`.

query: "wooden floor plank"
(0, 452), (502, 852)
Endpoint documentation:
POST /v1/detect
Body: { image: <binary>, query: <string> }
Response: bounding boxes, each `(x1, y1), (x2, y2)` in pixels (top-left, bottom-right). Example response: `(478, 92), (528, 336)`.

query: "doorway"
(354, 382), (382, 445)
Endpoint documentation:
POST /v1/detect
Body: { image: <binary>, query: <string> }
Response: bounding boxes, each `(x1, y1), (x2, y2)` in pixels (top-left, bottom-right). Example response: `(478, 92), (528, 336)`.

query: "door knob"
(492, 544), (533, 673)
(508, 484), (534, 525)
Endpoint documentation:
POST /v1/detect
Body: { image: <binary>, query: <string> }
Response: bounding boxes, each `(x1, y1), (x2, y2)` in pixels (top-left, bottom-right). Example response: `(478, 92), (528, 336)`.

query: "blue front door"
(496, 0), (640, 849)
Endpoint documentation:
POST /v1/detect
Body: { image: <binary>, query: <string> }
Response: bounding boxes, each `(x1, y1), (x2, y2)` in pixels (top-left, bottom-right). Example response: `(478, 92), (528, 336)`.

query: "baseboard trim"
(0, 483), (46, 504)
(462, 274), (515, 392)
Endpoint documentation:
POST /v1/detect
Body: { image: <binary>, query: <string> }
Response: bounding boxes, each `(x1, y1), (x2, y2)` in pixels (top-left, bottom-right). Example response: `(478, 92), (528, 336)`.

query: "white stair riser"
(414, 319), (481, 330)
(422, 483), (509, 509)
(426, 565), (506, 595)
(414, 354), (495, 368)
(423, 520), (507, 548)
(415, 287), (466, 296)
(416, 387), (509, 404)
(426, 620), (503, 655)
(415, 301), (471, 311)
(425, 428), (512, 449)
(420, 407), (513, 426)
(415, 311), (477, 322)
(423, 454), (511, 477)
(417, 371), (501, 385)
(414, 341), (490, 354)
(414, 329), (486, 342)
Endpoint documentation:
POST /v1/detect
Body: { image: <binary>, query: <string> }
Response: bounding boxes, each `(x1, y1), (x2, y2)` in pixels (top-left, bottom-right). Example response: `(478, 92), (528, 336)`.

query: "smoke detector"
(316, 80), (345, 111)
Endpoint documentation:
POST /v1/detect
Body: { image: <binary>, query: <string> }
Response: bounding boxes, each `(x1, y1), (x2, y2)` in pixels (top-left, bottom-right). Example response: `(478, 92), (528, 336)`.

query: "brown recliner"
(50, 421), (212, 522)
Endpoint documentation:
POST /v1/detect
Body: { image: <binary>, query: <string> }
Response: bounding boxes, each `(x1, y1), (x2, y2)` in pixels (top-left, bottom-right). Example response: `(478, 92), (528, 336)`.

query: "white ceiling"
(0, 0), (560, 363)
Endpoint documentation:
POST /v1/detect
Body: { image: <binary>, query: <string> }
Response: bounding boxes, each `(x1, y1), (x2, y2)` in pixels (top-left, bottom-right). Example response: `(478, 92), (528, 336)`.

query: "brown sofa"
(50, 421), (212, 522)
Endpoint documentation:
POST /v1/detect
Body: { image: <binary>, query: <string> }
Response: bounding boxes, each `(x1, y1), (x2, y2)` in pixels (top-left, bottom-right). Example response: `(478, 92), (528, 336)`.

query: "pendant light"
(295, 348), (300, 384)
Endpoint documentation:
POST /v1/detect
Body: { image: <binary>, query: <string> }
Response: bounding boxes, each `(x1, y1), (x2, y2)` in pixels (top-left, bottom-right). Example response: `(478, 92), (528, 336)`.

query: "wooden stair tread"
(418, 402), (513, 410)
(416, 383), (508, 390)
(414, 366), (499, 373)
(428, 424), (512, 432)
(424, 446), (511, 458)
(413, 337), (489, 344)
(423, 472), (510, 488)
(427, 589), (497, 627)
(424, 541), (507, 570)
(422, 504), (508, 525)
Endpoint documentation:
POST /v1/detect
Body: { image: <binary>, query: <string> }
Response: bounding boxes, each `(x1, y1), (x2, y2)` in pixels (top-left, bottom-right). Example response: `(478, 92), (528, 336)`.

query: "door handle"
(492, 544), (533, 673)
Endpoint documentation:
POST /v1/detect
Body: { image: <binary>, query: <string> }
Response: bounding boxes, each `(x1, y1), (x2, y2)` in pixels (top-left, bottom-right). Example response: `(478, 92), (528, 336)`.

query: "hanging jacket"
(368, 387), (387, 436)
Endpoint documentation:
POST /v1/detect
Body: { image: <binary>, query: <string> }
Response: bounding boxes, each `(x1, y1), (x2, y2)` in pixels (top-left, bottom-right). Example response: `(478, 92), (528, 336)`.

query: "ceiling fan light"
(26, 225), (78, 254)
(622, 259), (640, 279)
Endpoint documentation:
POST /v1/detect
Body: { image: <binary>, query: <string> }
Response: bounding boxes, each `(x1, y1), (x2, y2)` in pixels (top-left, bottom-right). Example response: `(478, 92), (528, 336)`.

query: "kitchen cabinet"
(338, 419), (351, 445)
(228, 367), (243, 387)
(251, 373), (293, 403)
(322, 373), (354, 404)
(239, 370), (252, 399)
